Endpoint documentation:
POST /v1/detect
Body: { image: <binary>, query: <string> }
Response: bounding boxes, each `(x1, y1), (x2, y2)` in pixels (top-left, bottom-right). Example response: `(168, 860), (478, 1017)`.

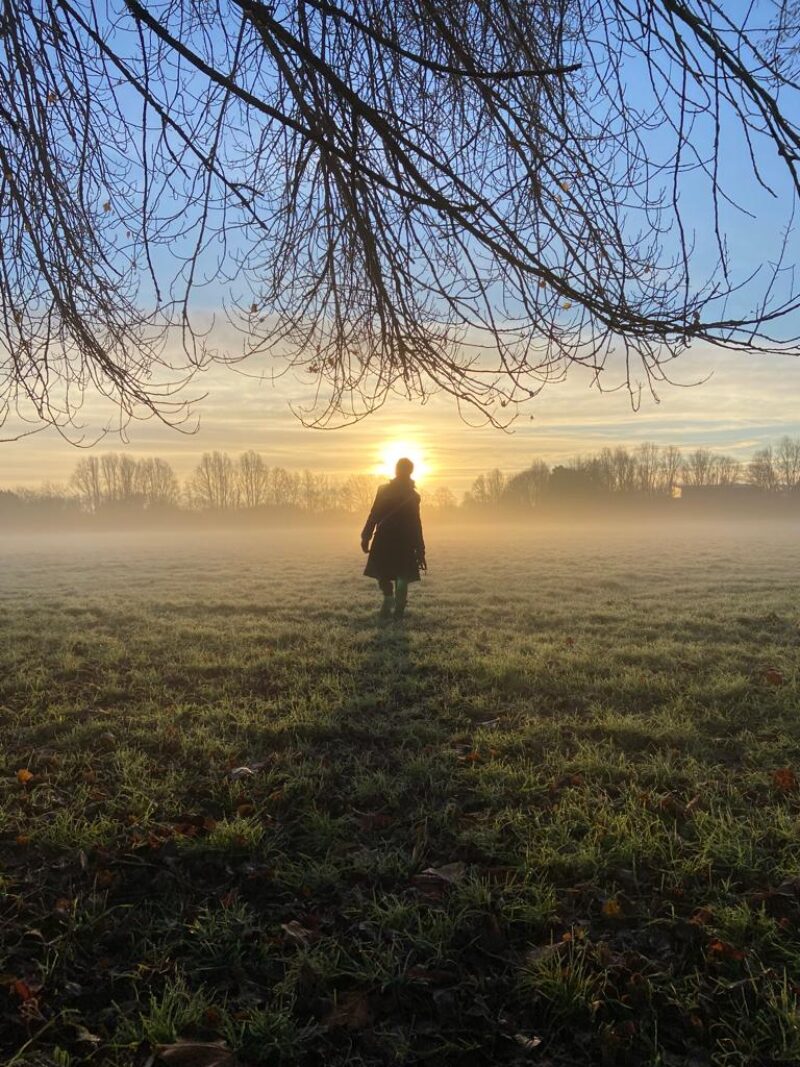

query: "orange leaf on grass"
(707, 939), (745, 961)
(772, 768), (798, 793)
(601, 898), (623, 919)
(12, 979), (34, 1001)
(762, 666), (785, 686)
(16, 769), (34, 784)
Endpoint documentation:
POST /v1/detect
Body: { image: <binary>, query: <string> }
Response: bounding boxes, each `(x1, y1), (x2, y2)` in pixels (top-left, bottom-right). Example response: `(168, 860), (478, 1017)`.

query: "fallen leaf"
(323, 990), (372, 1031)
(12, 979), (34, 1001)
(281, 920), (317, 946)
(155, 1041), (236, 1066)
(204, 1006), (224, 1029)
(72, 1024), (102, 1045)
(16, 769), (34, 784)
(15, 834), (30, 846)
(601, 898), (623, 919)
(513, 1032), (543, 1052)
(458, 750), (482, 763)
(707, 939), (745, 961)
(235, 803), (255, 817)
(418, 861), (467, 885)
(772, 768), (798, 793)
(762, 666), (785, 686)
(689, 907), (714, 926)
(228, 762), (267, 780)
(657, 792), (687, 817)
(228, 766), (254, 780)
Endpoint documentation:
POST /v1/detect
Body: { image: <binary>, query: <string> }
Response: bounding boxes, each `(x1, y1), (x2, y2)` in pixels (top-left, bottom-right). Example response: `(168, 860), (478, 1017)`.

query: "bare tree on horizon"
(2, 1), (800, 439)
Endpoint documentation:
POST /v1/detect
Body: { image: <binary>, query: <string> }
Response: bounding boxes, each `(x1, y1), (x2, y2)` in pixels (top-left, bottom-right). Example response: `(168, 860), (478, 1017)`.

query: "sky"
(1, 341), (797, 494)
(1, 1), (798, 496)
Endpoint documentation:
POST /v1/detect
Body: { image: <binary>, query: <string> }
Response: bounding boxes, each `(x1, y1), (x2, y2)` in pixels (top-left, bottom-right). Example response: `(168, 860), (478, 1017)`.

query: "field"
(2, 522), (800, 1067)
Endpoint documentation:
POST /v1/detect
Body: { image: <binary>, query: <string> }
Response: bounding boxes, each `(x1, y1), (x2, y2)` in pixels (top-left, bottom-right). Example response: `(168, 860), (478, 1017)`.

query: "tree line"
(465, 438), (800, 509)
(65, 451), (384, 514)
(1, 438), (799, 526)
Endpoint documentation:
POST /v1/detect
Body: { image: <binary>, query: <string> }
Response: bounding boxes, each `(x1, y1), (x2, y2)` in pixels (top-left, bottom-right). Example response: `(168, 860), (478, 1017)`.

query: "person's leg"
(394, 577), (409, 618)
(378, 578), (394, 618)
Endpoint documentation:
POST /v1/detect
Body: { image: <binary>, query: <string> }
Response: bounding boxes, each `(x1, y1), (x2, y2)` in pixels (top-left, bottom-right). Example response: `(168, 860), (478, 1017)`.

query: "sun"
(376, 440), (431, 483)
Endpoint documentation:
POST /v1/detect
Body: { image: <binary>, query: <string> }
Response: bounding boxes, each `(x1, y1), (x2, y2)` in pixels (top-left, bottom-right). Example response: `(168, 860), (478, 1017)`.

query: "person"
(361, 457), (427, 619)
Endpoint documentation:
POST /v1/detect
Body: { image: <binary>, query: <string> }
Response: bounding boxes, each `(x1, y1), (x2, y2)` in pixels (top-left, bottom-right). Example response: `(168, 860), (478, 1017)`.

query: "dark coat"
(361, 478), (425, 582)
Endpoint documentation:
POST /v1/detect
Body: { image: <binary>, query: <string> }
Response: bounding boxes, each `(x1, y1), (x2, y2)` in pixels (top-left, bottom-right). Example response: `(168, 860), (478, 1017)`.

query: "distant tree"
(606, 447), (637, 493)
(268, 467), (301, 508)
(682, 449), (715, 488)
(136, 458), (179, 507)
(468, 469), (506, 508)
(97, 452), (140, 504)
(635, 443), (662, 494)
(342, 475), (380, 514)
(300, 469), (337, 512)
(748, 446), (778, 491)
(503, 462), (551, 508)
(70, 457), (102, 512)
(100, 454), (120, 503)
(548, 464), (603, 501)
(189, 451), (239, 509)
(775, 436), (800, 491)
(660, 446), (683, 494)
(428, 486), (458, 512)
(713, 455), (741, 487)
(238, 450), (269, 508)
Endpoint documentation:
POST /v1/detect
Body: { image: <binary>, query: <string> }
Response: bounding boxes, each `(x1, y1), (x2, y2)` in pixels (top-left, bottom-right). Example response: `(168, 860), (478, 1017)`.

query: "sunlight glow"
(376, 440), (431, 483)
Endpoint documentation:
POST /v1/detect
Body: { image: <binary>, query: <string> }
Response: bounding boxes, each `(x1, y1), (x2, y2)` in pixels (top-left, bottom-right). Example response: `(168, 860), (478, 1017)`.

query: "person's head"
(395, 457), (414, 480)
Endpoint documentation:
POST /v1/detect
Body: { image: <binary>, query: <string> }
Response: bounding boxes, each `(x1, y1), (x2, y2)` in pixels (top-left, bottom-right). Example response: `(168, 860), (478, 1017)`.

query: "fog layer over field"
(3, 520), (800, 600)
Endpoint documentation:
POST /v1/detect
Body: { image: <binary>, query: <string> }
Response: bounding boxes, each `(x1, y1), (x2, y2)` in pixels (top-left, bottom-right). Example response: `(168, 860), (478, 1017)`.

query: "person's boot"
(394, 581), (408, 620)
(379, 595), (394, 620)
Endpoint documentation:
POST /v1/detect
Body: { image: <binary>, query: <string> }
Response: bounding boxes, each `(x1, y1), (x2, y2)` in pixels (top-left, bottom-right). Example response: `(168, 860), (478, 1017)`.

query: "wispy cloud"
(2, 343), (798, 492)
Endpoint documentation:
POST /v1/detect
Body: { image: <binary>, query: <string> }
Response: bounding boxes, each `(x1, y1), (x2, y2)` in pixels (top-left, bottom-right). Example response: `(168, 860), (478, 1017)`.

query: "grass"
(1, 522), (799, 1065)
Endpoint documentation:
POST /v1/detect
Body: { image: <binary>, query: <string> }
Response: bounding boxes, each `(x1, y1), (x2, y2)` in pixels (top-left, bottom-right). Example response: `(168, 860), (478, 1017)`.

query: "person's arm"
(361, 489), (382, 552)
(414, 496), (426, 569)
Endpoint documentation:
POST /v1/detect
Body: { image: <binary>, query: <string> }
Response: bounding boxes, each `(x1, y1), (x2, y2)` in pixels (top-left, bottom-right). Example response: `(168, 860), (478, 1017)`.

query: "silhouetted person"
(361, 457), (426, 620)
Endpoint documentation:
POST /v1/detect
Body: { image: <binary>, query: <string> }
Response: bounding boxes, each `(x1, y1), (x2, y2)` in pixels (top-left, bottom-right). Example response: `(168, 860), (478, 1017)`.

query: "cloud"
(1, 342), (798, 491)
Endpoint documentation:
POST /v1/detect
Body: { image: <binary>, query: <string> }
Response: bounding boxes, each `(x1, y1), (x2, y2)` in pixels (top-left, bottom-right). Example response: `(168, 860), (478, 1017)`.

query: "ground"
(1, 522), (800, 1067)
